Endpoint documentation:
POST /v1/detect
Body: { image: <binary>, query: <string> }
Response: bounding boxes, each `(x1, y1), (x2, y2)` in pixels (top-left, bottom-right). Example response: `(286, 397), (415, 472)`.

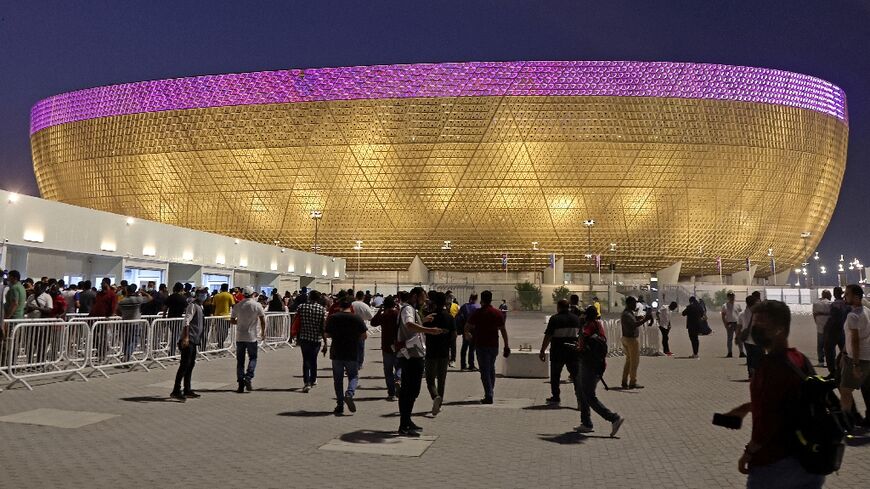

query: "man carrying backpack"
(725, 300), (832, 488)
(539, 299), (581, 405)
(574, 305), (624, 437)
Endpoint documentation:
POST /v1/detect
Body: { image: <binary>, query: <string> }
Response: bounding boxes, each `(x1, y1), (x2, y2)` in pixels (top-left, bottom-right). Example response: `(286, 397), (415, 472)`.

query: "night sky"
(1, 1), (868, 268)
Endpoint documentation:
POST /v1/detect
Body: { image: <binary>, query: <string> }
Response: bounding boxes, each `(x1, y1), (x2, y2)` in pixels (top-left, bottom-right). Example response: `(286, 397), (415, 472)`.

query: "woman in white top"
(739, 295), (761, 379)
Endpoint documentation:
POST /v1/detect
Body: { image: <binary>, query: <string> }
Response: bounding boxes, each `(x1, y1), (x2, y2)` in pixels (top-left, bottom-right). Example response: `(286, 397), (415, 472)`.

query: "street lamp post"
(609, 242), (617, 285)
(442, 240), (452, 285)
(813, 251), (820, 288)
(800, 231), (811, 287)
(583, 219), (595, 292)
(310, 210), (323, 253)
(352, 240), (363, 291)
(768, 248), (776, 286)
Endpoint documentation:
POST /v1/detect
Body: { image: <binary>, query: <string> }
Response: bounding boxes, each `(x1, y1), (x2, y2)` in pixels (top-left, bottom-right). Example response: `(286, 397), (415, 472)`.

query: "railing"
(4, 321), (90, 390)
(262, 312), (293, 351)
(199, 316), (234, 360)
(88, 319), (151, 377)
(147, 317), (185, 369)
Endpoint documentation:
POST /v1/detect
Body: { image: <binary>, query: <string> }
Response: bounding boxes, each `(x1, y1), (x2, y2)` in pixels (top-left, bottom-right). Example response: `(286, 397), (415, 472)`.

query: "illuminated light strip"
(30, 60), (848, 134)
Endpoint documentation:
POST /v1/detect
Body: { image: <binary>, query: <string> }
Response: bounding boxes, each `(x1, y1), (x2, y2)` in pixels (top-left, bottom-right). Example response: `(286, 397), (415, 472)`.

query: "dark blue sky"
(1, 1), (868, 266)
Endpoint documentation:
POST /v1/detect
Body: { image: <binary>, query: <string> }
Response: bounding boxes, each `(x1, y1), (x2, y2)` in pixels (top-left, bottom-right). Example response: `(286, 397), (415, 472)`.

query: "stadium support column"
(655, 261), (682, 286)
(731, 265), (757, 286)
(542, 257), (564, 285)
(408, 255), (429, 286)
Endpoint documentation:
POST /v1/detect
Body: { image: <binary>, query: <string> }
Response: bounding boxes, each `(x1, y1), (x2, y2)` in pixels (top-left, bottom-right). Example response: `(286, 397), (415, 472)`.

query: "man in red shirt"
(90, 279), (119, 362)
(724, 300), (825, 488)
(465, 290), (510, 404)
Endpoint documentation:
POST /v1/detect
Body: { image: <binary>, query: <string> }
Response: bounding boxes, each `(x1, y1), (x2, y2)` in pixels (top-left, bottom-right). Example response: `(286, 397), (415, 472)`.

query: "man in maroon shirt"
(724, 300), (825, 488)
(465, 290), (510, 404)
(90, 279), (119, 362)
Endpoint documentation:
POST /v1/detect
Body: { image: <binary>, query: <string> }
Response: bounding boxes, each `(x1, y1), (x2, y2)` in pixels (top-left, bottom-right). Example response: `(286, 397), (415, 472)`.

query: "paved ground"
(1, 311), (867, 488)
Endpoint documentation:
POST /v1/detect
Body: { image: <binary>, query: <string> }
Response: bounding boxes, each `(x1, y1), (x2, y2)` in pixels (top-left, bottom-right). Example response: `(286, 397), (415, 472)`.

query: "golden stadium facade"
(30, 61), (848, 274)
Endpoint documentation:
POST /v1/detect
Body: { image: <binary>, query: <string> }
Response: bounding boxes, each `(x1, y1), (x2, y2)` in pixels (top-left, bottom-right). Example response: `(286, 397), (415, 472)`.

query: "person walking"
(371, 295), (401, 401)
(539, 299), (581, 405)
(351, 290), (375, 370)
(499, 299), (509, 319)
(230, 286), (266, 393)
(620, 296), (648, 389)
(721, 292), (744, 358)
(658, 301), (677, 356)
(325, 297), (368, 415)
(682, 296), (705, 359)
(456, 294), (480, 371)
(812, 290), (832, 367)
(723, 300), (825, 488)
(838, 284), (870, 428)
(170, 293), (204, 401)
(466, 290), (510, 404)
(446, 291), (459, 367)
(396, 287), (446, 434)
(296, 290), (327, 393)
(575, 306), (625, 437)
(424, 292), (455, 416)
(824, 287), (849, 377)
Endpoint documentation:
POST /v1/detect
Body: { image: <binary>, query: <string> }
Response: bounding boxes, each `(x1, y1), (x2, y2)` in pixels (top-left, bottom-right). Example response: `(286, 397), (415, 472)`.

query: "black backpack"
(784, 354), (848, 475)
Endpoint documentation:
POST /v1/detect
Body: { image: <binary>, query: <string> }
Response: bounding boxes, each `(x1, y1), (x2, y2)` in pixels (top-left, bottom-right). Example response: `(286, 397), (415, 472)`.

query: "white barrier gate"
(148, 317), (185, 369)
(5, 321), (90, 390)
(262, 313), (292, 351)
(200, 316), (234, 360)
(89, 319), (150, 376)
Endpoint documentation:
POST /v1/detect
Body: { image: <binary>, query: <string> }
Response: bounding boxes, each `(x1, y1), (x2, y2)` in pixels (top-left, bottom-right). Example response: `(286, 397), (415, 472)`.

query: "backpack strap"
(782, 352), (812, 380)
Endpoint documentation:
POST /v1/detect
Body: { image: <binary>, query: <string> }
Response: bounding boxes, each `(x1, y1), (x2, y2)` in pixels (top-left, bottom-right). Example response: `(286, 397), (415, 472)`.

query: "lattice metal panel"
(31, 62), (848, 274)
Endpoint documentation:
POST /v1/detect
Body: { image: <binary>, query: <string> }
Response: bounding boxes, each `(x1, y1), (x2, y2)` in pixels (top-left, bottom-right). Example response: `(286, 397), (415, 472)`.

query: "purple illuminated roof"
(30, 61), (848, 134)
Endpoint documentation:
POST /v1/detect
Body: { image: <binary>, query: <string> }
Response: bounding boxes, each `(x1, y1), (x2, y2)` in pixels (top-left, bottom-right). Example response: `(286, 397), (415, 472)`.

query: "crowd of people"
(5, 271), (870, 486)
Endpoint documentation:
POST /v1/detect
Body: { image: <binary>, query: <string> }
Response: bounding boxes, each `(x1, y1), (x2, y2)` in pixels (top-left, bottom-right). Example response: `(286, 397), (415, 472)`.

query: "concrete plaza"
(0, 312), (867, 488)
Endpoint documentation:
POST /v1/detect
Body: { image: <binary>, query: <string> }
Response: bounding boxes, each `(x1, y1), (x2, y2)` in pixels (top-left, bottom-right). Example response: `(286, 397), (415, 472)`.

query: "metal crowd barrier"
(147, 317), (185, 369)
(262, 312), (293, 351)
(199, 316), (234, 360)
(88, 319), (150, 376)
(4, 321), (90, 390)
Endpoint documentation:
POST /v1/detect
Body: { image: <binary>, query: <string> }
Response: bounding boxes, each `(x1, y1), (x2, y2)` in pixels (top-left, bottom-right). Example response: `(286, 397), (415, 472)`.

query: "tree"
(552, 285), (570, 303)
(515, 281), (542, 311)
(713, 289), (731, 308)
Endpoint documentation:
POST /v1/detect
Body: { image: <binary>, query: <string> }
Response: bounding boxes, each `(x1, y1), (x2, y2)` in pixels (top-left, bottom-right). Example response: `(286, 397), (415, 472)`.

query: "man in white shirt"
(839, 284), (870, 425)
(812, 290), (833, 367)
(720, 292), (744, 358)
(351, 290), (375, 370)
(657, 301), (677, 356)
(231, 286), (266, 393)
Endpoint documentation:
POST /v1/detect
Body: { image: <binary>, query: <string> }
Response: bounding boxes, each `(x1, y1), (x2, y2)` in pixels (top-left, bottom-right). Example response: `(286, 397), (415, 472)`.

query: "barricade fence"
(89, 319), (151, 376)
(4, 321), (89, 390)
(200, 316), (235, 360)
(262, 312), (293, 351)
(148, 317), (185, 369)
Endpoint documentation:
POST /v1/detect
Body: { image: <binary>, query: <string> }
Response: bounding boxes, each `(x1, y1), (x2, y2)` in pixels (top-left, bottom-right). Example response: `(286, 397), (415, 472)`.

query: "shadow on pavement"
(443, 399), (487, 406)
(277, 410), (334, 417)
(120, 396), (181, 403)
(379, 411), (429, 418)
(522, 404), (575, 411)
(538, 432), (589, 445)
(339, 430), (401, 444)
(539, 431), (615, 444)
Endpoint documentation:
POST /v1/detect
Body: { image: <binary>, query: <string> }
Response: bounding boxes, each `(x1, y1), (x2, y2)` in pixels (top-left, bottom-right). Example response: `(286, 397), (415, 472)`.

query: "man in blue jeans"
(295, 290), (327, 393)
(465, 290), (510, 404)
(326, 298), (368, 415)
(230, 286), (266, 393)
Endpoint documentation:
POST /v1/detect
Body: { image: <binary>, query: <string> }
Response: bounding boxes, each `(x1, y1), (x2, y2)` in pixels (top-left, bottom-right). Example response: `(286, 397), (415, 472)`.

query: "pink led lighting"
(30, 61), (848, 134)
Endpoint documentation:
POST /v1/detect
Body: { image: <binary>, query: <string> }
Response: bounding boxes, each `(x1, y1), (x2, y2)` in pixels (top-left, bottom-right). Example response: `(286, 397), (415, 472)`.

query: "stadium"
(30, 61), (848, 275)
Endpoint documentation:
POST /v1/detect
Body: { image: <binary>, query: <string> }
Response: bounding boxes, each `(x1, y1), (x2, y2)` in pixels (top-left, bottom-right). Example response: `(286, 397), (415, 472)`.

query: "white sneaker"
(432, 396), (442, 416)
(302, 384), (310, 393)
